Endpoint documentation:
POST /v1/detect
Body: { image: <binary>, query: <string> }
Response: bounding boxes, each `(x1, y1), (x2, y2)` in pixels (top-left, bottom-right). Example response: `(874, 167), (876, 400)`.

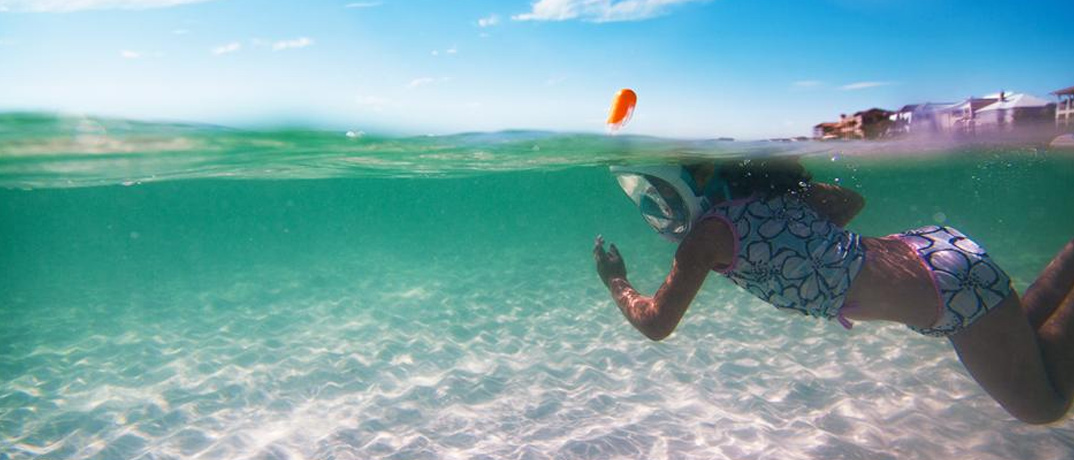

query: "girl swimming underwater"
(593, 158), (1074, 424)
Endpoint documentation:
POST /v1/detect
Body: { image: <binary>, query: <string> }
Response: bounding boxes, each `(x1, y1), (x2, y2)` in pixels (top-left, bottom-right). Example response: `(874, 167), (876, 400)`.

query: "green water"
(1, 113), (1073, 459)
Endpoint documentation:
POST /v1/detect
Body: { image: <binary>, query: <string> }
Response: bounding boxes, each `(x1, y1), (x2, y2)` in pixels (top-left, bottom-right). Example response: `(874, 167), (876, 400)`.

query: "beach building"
(1053, 85), (1074, 131)
(974, 92), (1055, 133)
(938, 95), (1002, 136)
(813, 109), (894, 140)
(813, 122), (841, 140)
(890, 103), (954, 136)
(812, 114), (856, 140)
(854, 108), (895, 139)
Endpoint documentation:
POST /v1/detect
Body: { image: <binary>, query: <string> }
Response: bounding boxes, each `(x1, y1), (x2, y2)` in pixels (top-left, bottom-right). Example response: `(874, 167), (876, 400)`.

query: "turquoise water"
(2, 113), (1073, 459)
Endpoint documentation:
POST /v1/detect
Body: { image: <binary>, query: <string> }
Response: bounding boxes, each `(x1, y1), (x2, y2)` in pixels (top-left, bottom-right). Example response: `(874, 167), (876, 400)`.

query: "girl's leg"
(949, 293), (1071, 424)
(1024, 239), (1074, 330)
(1035, 288), (1074, 410)
(951, 239), (1074, 424)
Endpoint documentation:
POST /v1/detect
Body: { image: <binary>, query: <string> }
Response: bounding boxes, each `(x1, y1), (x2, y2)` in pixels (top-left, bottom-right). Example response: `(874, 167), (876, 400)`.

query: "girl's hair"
(687, 156), (812, 200)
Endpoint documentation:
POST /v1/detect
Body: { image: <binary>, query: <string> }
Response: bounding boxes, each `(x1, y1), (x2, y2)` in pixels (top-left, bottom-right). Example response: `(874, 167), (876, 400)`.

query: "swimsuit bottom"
(891, 225), (1014, 337)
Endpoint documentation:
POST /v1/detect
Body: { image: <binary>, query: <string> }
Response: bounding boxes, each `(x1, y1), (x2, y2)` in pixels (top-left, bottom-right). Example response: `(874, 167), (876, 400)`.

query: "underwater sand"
(2, 114), (1073, 459)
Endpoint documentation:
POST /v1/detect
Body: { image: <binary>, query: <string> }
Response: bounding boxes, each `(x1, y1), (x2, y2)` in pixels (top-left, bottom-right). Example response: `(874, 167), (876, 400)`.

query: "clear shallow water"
(1, 113), (1073, 459)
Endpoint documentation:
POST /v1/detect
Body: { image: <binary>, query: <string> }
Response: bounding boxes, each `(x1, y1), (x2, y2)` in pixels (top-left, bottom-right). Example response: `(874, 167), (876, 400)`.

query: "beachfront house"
(973, 92), (1055, 133)
(889, 103), (954, 136)
(939, 95), (1002, 136)
(812, 114), (855, 140)
(813, 122), (841, 140)
(813, 109), (894, 140)
(854, 108), (895, 139)
(1053, 85), (1074, 132)
(890, 104), (918, 136)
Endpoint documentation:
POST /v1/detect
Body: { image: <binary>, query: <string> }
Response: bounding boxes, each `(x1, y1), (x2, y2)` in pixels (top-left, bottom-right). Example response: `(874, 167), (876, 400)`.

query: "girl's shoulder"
(706, 192), (810, 216)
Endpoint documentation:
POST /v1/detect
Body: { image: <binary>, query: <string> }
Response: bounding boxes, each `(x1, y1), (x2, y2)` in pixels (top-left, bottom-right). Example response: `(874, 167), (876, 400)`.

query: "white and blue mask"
(610, 165), (730, 242)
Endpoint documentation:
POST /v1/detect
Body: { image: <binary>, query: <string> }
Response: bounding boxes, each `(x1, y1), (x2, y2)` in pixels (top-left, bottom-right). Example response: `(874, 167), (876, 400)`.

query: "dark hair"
(687, 157), (812, 200)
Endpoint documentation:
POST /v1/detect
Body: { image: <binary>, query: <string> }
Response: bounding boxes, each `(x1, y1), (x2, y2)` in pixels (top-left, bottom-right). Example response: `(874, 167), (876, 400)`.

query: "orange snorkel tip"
(606, 88), (637, 133)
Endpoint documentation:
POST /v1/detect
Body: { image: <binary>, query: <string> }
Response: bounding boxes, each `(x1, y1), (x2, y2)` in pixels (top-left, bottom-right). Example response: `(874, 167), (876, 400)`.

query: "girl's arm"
(803, 182), (865, 228)
(594, 219), (731, 341)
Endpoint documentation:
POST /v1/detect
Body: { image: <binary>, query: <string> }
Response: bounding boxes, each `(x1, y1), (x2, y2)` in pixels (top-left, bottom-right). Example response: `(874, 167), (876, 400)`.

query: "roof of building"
(895, 103), (954, 114)
(945, 97), (999, 112)
(853, 108), (894, 116)
(1052, 85), (1074, 96)
(977, 93), (1053, 112)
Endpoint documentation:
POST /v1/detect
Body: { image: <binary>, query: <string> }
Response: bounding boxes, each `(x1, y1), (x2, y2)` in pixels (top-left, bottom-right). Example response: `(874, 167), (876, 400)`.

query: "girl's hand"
(593, 235), (627, 288)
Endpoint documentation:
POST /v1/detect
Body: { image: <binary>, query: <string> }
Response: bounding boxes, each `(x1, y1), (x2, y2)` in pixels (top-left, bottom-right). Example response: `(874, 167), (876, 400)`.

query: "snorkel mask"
(610, 164), (731, 242)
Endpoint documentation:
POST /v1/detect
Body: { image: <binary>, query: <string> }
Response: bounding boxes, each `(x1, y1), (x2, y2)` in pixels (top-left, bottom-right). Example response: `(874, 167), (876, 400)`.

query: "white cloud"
(0, 0), (215, 13)
(272, 37), (314, 51)
(172, 28), (190, 35)
(513, 0), (580, 21)
(840, 81), (894, 90)
(431, 45), (457, 57)
(344, 1), (381, 7)
(356, 95), (391, 112)
(121, 49), (163, 59)
(545, 76), (567, 86)
(792, 80), (822, 88)
(406, 77), (451, 89)
(211, 42), (241, 55)
(512, 0), (705, 23)
(478, 14), (500, 27)
(408, 77), (436, 88)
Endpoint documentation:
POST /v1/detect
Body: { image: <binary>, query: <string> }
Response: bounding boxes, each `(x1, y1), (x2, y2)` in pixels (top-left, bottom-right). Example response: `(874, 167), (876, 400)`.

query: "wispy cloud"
(272, 37), (314, 51)
(840, 81), (894, 90)
(211, 42), (241, 56)
(477, 14), (500, 27)
(121, 49), (163, 59)
(792, 80), (822, 88)
(545, 76), (568, 86)
(356, 95), (391, 112)
(344, 1), (381, 8)
(431, 45), (458, 57)
(408, 77), (436, 89)
(172, 28), (190, 35)
(512, 0), (706, 23)
(0, 0), (215, 13)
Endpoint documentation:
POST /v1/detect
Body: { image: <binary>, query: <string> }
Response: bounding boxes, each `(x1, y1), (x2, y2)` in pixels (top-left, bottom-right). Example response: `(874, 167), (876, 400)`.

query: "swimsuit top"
(700, 193), (865, 321)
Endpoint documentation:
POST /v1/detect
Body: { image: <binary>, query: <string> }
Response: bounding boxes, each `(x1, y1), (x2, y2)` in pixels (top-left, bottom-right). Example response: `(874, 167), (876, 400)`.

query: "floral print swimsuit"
(701, 194), (1013, 337)
(701, 194), (865, 326)
(889, 225), (1013, 337)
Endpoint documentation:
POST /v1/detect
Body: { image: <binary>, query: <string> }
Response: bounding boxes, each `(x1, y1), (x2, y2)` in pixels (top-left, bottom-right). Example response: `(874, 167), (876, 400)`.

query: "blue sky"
(0, 0), (1071, 139)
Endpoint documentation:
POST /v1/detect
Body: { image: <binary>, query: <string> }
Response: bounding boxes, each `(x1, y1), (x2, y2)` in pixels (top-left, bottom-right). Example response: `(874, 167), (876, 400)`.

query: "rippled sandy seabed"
(2, 124), (1074, 458)
(5, 255), (1074, 460)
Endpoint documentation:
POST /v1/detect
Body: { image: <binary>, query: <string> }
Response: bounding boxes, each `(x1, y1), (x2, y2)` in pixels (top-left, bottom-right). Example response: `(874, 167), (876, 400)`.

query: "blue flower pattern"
(702, 195), (865, 321)
(897, 226), (1013, 337)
